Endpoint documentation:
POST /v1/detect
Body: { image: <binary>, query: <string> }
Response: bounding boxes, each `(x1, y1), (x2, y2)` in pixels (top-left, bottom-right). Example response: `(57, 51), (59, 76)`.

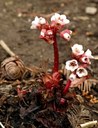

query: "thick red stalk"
(63, 79), (71, 94)
(53, 35), (59, 72)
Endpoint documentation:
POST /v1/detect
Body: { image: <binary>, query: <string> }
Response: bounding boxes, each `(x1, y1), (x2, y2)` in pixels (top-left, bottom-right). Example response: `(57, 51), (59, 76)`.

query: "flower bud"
(40, 29), (54, 44)
(60, 29), (72, 41)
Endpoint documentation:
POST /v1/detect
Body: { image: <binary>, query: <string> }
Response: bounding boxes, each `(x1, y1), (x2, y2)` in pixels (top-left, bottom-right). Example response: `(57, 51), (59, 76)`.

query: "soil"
(0, 0), (98, 128)
(0, 0), (98, 71)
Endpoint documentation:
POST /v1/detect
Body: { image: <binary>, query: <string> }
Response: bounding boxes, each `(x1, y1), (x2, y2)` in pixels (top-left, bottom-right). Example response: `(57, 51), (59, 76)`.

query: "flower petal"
(85, 49), (94, 58)
(65, 59), (78, 72)
(76, 67), (88, 77)
(71, 44), (84, 56)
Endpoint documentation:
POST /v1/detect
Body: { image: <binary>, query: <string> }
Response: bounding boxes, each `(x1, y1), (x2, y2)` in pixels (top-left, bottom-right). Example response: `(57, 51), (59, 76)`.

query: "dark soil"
(0, 0), (98, 128)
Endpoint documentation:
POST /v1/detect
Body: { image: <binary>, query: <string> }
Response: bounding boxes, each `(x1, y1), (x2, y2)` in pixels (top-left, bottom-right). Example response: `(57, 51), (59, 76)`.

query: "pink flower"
(51, 13), (70, 26)
(71, 44), (84, 56)
(40, 29), (54, 44)
(60, 29), (72, 41)
(65, 59), (78, 72)
(31, 16), (46, 29)
(76, 67), (88, 77)
(80, 49), (94, 64)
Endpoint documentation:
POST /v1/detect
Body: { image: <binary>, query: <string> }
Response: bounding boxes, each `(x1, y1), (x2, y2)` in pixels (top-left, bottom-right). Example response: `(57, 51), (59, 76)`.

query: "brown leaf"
(70, 77), (86, 88)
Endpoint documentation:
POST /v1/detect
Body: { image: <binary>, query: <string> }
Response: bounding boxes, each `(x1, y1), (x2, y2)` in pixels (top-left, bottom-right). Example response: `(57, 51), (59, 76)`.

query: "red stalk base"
(63, 79), (71, 94)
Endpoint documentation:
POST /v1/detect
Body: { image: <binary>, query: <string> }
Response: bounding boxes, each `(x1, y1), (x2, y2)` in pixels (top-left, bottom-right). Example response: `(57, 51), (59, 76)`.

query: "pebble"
(17, 13), (22, 17)
(85, 7), (97, 15)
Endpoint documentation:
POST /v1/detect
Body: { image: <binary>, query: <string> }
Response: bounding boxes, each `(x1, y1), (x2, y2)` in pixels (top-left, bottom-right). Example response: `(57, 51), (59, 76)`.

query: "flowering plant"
(31, 13), (72, 90)
(31, 13), (93, 96)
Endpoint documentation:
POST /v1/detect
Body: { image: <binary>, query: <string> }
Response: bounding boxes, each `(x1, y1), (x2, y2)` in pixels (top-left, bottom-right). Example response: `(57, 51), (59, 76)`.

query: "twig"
(80, 120), (97, 128)
(93, 55), (98, 60)
(0, 40), (15, 56)
(0, 122), (5, 128)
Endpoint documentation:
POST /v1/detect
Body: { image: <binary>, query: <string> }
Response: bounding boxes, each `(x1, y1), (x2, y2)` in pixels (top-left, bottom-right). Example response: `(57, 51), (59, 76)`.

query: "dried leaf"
(81, 79), (98, 92)
(71, 78), (98, 93)
(70, 77), (86, 88)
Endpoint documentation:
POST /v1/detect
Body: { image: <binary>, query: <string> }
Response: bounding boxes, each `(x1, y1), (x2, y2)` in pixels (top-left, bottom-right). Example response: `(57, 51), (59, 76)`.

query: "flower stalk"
(63, 79), (71, 94)
(53, 35), (59, 73)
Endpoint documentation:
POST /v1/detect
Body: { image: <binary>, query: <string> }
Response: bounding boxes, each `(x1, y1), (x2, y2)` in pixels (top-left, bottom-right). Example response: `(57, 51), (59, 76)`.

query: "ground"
(0, 0), (98, 128)
(0, 0), (98, 72)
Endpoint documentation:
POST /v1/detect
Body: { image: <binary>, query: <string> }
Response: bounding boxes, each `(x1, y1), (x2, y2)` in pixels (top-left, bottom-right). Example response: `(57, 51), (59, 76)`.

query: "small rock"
(85, 7), (97, 15)
(0, 84), (12, 93)
(17, 12), (22, 17)
(60, 3), (65, 7)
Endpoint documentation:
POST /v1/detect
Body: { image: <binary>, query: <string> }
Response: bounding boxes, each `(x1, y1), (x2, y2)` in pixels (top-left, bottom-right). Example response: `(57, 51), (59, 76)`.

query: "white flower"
(51, 13), (60, 21)
(71, 44), (84, 56)
(51, 13), (70, 25)
(31, 16), (39, 29)
(69, 73), (76, 81)
(39, 17), (46, 24)
(31, 16), (46, 29)
(85, 49), (94, 59)
(76, 67), (88, 77)
(59, 14), (70, 25)
(65, 59), (78, 72)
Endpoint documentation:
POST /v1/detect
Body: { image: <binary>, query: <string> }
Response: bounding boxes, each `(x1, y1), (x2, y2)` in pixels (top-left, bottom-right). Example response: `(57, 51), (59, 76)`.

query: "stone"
(85, 7), (97, 15)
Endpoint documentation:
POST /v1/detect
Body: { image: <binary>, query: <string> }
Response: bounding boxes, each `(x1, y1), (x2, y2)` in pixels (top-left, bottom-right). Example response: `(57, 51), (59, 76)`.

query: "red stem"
(63, 79), (71, 94)
(53, 35), (59, 72)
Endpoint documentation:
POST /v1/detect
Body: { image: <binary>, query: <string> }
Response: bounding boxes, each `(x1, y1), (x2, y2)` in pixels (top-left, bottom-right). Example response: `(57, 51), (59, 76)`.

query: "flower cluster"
(31, 13), (72, 44)
(65, 44), (93, 81)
